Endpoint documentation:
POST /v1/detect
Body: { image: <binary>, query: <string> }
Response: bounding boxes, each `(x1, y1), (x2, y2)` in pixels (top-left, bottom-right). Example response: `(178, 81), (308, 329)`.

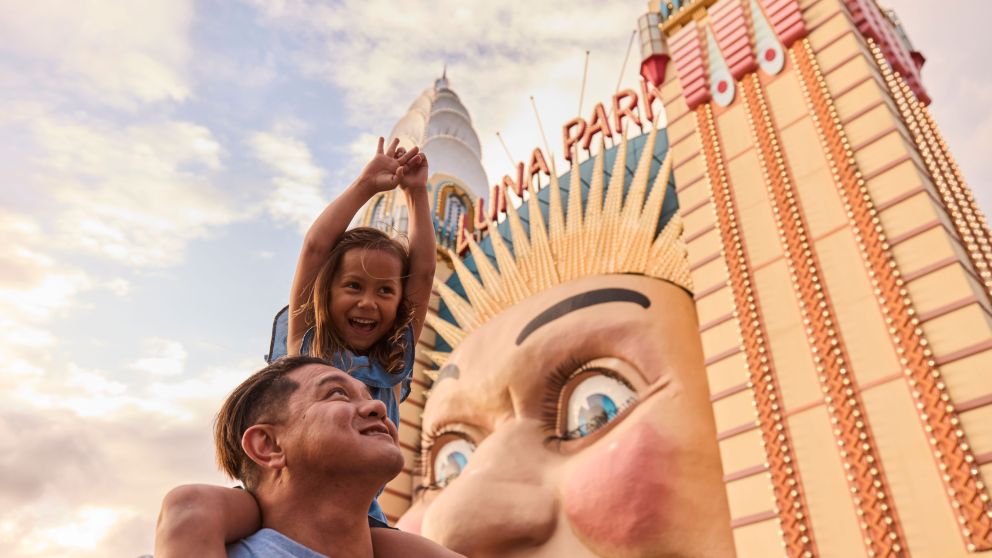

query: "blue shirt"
(227, 528), (328, 557)
(266, 306), (414, 527)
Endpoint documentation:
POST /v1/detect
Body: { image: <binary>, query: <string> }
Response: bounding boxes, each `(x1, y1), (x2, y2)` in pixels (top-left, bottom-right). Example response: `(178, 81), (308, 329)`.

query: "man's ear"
(242, 424), (286, 471)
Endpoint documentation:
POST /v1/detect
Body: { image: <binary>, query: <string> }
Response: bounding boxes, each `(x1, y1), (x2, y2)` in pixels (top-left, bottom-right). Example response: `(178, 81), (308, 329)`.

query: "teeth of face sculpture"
(405, 124), (734, 557)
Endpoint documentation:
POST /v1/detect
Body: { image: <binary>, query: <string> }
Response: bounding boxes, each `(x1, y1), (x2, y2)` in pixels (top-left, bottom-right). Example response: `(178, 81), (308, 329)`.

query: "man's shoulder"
(227, 528), (328, 558)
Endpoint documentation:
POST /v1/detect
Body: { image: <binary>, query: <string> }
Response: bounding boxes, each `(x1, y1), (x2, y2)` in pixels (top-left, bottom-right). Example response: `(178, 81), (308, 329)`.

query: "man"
(158, 356), (460, 558)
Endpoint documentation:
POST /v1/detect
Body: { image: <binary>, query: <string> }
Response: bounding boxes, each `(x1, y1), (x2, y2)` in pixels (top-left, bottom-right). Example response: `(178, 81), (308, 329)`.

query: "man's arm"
(155, 485), (261, 558)
(371, 528), (465, 558)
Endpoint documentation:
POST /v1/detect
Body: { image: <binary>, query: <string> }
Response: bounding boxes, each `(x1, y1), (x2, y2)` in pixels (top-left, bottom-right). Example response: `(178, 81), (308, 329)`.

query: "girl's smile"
(330, 248), (404, 351)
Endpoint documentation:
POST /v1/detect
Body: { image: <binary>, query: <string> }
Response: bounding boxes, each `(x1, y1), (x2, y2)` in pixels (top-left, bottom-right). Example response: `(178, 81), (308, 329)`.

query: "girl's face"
(329, 248), (403, 351)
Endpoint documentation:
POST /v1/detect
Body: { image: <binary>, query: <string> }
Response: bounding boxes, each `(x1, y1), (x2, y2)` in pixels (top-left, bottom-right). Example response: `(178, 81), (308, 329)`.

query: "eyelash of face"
(412, 423), (473, 496)
(541, 357), (636, 446)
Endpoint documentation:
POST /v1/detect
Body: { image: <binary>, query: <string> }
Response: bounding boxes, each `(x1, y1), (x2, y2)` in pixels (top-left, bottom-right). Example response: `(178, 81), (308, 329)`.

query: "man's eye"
(325, 387), (347, 399)
(562, 374), (636, 439)
(432, 437), (474, 488)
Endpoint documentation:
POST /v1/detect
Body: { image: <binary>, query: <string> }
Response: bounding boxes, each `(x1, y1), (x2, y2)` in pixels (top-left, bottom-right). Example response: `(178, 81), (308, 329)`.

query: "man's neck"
(257, 478), (377, 558)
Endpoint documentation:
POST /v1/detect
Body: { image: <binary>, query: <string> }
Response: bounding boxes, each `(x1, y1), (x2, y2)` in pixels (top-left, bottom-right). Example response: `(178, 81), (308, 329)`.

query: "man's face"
(280, 364), (404, 481)
(399, 275), (733, 557)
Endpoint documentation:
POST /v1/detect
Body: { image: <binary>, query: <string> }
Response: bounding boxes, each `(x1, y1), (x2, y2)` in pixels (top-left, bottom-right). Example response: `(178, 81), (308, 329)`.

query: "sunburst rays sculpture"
(423, 122), (691, 368)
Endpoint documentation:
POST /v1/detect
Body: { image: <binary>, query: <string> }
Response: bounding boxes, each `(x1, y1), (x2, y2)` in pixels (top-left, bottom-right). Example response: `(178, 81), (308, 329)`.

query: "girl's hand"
(359, 137), (421, 193)
(394, 146), (429, 192)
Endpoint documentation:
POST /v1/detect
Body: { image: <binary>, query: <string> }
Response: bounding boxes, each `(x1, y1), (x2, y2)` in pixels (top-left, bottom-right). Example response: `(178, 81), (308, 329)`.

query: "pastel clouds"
(250, 128), (329, 233)
(0, 0), (193, 108)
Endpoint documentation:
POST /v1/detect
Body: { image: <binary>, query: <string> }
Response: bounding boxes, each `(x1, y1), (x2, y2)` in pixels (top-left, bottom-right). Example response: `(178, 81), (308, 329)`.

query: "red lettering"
(640, 79), (664, 124)
(526, 148), (551, 190)
(501, 162), (525, 199)
(487, 184), (507, 222)
(456, 213), (471, 255)
(581, 102), (612, 150)
(562, 117), (587, 162)
(474, 197), (488, 231)
(612, 89), (642, 135)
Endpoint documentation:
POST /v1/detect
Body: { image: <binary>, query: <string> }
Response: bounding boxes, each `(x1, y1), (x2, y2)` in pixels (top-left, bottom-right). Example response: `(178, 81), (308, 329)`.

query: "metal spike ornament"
(425, 121), (691, 355)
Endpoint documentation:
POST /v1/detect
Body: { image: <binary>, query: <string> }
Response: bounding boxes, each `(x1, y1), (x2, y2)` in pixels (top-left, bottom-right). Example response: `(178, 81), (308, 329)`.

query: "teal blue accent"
(435, 129), (679, 355)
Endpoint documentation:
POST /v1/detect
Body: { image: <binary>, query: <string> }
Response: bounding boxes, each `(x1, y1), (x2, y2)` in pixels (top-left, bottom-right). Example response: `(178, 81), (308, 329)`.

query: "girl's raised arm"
(287, 138), (421, 354)
(396, 151), (436, 342)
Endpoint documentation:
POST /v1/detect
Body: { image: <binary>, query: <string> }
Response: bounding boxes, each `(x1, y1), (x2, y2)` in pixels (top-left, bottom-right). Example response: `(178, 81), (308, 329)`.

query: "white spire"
(387, 71), (488, 199)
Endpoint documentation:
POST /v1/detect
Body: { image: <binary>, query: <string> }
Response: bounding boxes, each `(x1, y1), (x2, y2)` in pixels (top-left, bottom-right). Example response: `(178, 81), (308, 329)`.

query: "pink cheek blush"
(562, 422), (676, 551)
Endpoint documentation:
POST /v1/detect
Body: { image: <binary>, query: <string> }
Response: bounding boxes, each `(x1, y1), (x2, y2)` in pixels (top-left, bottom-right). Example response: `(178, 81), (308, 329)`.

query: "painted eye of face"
(562, 369), (637, 440)
(433, 437), (475, 488)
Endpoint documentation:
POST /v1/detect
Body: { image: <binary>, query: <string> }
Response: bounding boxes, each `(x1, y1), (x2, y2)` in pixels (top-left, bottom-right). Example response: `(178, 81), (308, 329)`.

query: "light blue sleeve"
(349, 326), (416, 396)
(227, 528), (329, 557)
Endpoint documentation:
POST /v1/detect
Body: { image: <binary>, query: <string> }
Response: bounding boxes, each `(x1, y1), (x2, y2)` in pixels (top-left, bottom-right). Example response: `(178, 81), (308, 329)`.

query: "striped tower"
(647, 0), (992, 555)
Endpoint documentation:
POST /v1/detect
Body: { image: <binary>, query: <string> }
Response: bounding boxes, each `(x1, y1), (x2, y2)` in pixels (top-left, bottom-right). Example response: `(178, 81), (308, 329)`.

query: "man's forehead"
(289, 363), (351, 387)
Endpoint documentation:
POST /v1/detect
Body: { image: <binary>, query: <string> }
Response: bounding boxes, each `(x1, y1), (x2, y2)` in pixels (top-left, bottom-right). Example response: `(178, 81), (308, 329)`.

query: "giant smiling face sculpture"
(399, 274), (735, 557)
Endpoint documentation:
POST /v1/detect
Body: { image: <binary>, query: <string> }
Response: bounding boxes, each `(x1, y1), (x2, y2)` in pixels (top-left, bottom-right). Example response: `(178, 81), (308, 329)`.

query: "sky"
(0, 1), (989, 556)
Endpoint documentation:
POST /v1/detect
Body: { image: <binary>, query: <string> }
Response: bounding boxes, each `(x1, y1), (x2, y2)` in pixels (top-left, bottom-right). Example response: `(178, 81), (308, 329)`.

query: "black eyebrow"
(317, 374), (372, 400)
(515, 288), (650, 345)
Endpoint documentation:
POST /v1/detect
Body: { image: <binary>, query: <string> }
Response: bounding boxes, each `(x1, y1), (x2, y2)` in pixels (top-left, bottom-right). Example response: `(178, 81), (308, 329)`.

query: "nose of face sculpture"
(420, 419), (558, 556)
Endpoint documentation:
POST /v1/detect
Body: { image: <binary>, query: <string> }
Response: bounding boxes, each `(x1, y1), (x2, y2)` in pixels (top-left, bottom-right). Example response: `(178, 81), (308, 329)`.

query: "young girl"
(156, 138), (456, 557)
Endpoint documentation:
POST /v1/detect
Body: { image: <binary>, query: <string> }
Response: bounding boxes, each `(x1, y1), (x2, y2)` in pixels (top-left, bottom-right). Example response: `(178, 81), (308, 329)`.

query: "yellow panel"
(844, 102), (896, 151)
(816, 29), (861, 74)
(752, 261), (822, 409)
(878, 190), (947, 241)
(379, 487), (412, 515)
(765, 66), (807, 127)
(667, 105), (698, 142)
(780, 119), (847, 237)
(696, 283), (734, 326)
(688, 228), (722, 269)
(726, 150), (764, 209)
(942, 349), (992, 406)
(674, 152), (706, 191)
(788, 405), (867, 558)
(806, 3), (846, 50)
(863, 158), (925, 207)
(663, 85), (689, 124)
(707, 350), (750, 396)
(682, 199), (715, 240)
(701, 319), (741, 360)
(854, 129), (917, 180)
(713, 390), (757, 434)
(732, 518), (783, 558)
(678, 178), (711, 214)
(719, 428), (767, 475)
(399, 420), (420, 448)
(816, 229), (900, 383)
(824, 48), (873, 97)
(716, 103), (752, 160)
(725, 473), (775, 519)
(891, 226), (959, 279)
(861, 381), (975, 557)
(834, 75), (887, 125)
(923, 303), (992, 360)
(691, 256), (729, 295)
(727, 152), (784, 267)
(960, 404), (992, 456)
(907, 263), (980, 316)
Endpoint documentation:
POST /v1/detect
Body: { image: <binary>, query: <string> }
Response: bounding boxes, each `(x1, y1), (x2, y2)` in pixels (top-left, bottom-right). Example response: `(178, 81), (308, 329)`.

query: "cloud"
(130, 339), (188, 377)
(0, 0), (194, 109)
(249, 127), (328, 232)
(0, 355), (258, 557)
(246, 0), (645, 183)
(26, 114), (238, 268)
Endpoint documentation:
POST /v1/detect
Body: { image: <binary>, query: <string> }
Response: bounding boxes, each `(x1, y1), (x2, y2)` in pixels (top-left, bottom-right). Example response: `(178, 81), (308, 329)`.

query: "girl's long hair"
(302, 227), (414, 374)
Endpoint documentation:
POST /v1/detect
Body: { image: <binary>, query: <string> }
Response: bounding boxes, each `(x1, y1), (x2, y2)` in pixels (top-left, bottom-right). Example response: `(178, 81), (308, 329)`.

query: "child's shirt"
(267, 306), (415, 528)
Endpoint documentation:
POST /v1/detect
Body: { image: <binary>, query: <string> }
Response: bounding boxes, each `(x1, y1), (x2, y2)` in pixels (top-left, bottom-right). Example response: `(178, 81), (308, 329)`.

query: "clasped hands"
(360, 137), (429, 194)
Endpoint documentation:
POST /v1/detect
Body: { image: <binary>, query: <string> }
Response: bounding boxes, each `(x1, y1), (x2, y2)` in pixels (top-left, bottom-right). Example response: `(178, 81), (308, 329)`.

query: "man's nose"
(420, 419), (557, 556)
(359, 397), (388, 419)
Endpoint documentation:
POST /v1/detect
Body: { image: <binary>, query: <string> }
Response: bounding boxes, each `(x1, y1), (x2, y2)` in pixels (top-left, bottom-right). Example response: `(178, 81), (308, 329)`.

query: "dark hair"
(304, 227), (414, 374)
(214, 356), (333, 490)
